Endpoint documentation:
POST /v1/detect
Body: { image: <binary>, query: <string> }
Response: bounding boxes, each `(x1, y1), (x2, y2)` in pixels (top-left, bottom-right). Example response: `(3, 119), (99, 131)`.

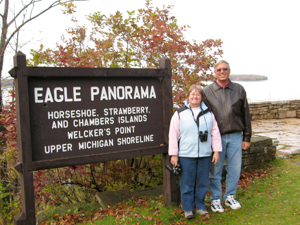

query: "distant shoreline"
(230, 74), (268, 81)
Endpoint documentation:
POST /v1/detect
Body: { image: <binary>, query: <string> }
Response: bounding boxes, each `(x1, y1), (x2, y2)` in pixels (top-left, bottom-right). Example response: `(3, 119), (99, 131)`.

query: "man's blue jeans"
(179, 156), (211, 212)
(209, 132), (242, 201)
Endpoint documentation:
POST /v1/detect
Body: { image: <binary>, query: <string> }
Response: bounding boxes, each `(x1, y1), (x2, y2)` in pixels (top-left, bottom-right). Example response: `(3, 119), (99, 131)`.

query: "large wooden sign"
(10, 52), (179, 225)
(29, 76), (165, 163)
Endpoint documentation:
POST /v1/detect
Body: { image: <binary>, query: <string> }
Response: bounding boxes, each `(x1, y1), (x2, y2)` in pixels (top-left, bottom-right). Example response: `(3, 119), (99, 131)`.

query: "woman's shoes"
(185, 209), (209, 219)
(196, 209), (209, 216)
(184, 211), (194, 219)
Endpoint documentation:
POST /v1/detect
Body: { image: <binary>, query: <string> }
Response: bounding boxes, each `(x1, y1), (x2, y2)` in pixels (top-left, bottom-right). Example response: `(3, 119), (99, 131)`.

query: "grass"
(283, 144), (293, 149)
(40, 156), (300, 225)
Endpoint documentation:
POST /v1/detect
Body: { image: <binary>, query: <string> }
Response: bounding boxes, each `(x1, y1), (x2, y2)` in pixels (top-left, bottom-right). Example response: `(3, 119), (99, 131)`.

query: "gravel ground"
(251, 118), (300, 157)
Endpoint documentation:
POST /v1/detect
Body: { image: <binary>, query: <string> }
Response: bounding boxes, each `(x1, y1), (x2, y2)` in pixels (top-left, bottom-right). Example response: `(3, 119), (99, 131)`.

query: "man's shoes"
(196, 209), (209, 216)
(211, 199), (224, 213)
(225, 195), (241, 210)
(184, 211), (194, 219)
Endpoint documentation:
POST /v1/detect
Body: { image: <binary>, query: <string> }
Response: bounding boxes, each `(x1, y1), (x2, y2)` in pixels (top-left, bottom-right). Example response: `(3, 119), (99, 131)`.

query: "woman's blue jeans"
(179, 156), (211, 211)
(209, 132), (243, 201)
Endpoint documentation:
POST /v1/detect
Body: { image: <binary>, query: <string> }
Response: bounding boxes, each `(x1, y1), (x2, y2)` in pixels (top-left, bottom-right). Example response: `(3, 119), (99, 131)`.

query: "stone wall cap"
(249, 99), (300, 105)
(251, 135), (272, 143)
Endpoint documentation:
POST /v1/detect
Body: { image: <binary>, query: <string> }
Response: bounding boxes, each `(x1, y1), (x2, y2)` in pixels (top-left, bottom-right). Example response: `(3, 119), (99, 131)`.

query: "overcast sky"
(4, 0), (300, 82)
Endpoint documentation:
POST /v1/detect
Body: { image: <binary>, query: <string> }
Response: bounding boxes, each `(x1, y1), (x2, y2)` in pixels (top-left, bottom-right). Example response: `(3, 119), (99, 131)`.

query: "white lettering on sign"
(118, 115), (147, 123)
(115, 126), (135, 134)
(48, 109), (97, 119)
(73, 117), (114, 127)
(44, 143), (72, 154)
(90, 86), (156, 101)
(67, 128), (111, 139)
(52, 120), (69, 129)
(117, 134), (154, 145)
(34, 87), (81, 103)
(78, 139), (114, 150)
(103, 106), (149, 116)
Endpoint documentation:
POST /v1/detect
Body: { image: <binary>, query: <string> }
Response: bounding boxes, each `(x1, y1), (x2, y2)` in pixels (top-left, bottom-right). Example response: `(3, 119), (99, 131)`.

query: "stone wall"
(249, 99), (300, 120)
(94, 136), (276, 210)
(242, 136), (276, 171)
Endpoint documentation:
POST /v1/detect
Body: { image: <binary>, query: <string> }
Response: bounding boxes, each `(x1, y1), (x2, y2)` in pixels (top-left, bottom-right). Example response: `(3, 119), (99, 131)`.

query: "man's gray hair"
(214, 60), (230, 70)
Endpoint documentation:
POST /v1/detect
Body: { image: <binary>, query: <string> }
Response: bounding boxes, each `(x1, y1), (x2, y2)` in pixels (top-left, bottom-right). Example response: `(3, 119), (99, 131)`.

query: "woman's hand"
(212, 152), (219, 165)
(170, 155), (178, 166)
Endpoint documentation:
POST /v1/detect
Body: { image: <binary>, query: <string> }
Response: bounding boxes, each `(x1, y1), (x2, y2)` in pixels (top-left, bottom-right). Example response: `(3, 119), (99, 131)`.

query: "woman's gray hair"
(187, 85), (205, 100)
(214, 60), (230, 70)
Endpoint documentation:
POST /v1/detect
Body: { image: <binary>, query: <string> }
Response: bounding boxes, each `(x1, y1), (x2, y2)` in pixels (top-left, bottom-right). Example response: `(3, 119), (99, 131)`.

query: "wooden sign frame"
(10, 52), (179, 224)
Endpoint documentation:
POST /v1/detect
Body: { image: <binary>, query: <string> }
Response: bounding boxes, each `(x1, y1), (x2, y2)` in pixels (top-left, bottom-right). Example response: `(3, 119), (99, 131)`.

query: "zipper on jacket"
(190, 107), (201, 158)
(197, 114), (200, 158)
(223, 88), (232, 131)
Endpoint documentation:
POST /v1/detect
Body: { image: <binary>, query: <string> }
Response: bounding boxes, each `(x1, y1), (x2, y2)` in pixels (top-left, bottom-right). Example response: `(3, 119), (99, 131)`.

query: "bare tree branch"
(2, 0), (89, 56)
(8, 1), (49, 26)
(0, 0), (90, 107)
(7, 0), (27, 54)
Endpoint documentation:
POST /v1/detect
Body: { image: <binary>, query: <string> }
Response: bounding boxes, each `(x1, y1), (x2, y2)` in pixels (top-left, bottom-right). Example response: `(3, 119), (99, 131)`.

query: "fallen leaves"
(238, 165), (273, 190)
(201, 214), (210, 221)
(40, 166), (275, 224)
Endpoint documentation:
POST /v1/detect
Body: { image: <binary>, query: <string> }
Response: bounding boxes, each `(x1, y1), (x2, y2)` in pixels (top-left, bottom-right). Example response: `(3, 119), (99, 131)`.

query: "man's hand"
(242, 141), (251, 150)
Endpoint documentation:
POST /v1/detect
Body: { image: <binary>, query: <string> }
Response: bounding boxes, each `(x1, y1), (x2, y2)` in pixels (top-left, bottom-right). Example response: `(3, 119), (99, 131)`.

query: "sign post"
(10, 52), (178, 224)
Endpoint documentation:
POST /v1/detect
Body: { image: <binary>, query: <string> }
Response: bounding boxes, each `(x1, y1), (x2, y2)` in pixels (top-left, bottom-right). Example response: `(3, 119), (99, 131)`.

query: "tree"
(29, 0), (223, 108)
(27, 0), (223, 211)
(0, 1), (89, 223)
(0, 0), (89, 108)
(0, 0), (223, 222)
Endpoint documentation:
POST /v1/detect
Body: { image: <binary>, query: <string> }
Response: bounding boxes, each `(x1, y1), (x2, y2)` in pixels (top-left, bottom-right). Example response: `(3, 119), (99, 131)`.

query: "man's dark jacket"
(203, 80), (252, 142)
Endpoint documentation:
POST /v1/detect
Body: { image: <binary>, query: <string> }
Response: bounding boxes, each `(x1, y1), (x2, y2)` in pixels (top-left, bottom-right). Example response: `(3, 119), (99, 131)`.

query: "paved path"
(252, 118), (300, 158)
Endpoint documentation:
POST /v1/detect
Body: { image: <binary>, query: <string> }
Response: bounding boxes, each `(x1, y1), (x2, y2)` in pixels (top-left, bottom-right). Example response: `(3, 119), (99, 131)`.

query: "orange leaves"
(0, 95), (18, 159)
(201, 214), (211, 221)
(40, 210), (87, 225)
(28, 0), (223, 109)
(61, 1), (77, 15)
(238, 166), (273, 190)
(49, 196), (163, 224)
(37, 163), (275, 225)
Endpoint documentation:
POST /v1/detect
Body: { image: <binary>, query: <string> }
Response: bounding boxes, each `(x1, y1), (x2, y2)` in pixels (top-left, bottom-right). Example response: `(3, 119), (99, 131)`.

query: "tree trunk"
(0, 0), (9, 108)
(0, 3), (9, 217)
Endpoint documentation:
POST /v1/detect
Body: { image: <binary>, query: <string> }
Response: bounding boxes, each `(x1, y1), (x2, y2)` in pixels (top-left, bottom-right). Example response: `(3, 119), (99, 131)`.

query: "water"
(2, 78), (299, 105)
(205, 78), (300, 103)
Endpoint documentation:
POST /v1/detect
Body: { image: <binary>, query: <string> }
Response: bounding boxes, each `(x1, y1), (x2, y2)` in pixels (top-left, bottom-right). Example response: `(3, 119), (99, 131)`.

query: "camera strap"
(196, 108), (210, 128)
(176, 105), (189, 116)
(176, 104), (210, 129)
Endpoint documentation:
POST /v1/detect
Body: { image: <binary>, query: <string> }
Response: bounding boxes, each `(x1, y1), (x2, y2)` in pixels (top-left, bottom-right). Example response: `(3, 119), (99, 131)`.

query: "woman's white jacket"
(168, 100), (222, 157)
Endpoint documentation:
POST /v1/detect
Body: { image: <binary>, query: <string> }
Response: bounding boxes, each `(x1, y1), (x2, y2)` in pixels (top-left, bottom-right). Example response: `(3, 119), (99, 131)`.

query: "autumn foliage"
(1, 0), (223, 223)
(28, 0), (223, 107)
(0, 90), (20, 222)
(38, 165), (274, 224)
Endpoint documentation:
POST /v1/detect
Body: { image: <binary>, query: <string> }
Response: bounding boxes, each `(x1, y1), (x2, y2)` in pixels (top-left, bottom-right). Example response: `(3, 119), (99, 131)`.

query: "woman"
(168, 85), (222, 219)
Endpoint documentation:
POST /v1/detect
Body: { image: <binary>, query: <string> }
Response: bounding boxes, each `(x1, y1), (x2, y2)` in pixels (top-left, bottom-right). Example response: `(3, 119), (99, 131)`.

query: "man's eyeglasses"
(216, 68), (228, 72)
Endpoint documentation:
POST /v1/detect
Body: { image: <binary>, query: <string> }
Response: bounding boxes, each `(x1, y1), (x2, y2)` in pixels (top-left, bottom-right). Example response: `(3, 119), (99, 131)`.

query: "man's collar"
(213, 79), (232, 90)
(216, 79), (230, 88)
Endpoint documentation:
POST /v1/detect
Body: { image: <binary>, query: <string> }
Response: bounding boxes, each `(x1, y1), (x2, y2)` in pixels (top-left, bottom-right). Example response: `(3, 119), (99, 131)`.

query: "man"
(203, 60), (252, 213)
